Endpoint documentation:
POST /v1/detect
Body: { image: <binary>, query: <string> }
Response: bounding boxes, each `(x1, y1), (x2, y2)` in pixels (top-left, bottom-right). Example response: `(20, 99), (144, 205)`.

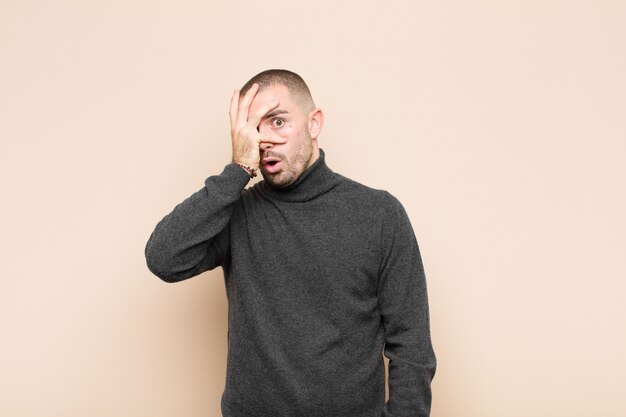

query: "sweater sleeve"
(144, 163), (250, 283)
(378, 195), (436, 417)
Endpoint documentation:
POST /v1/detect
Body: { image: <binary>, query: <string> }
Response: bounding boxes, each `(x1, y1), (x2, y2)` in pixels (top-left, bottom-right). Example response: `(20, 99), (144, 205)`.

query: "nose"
(258, 124), (273, 149)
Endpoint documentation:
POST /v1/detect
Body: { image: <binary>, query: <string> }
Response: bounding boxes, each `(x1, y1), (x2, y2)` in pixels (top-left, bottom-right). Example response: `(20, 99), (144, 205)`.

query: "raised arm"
(378, 195), (436, 417)
(144, 165), (250, 282)
(145, 84), (286, 282)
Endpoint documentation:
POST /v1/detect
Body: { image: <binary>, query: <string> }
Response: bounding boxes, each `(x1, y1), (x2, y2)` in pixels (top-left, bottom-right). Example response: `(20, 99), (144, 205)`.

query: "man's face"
(247, 84), (320, 188)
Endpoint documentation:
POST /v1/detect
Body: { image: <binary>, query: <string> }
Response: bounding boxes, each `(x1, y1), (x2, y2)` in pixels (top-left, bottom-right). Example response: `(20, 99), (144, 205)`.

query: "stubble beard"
(262, 134), (313, 189)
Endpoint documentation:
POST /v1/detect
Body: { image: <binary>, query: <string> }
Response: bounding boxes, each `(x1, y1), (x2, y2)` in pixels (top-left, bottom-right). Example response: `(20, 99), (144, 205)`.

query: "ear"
(307, 108), (324, 139)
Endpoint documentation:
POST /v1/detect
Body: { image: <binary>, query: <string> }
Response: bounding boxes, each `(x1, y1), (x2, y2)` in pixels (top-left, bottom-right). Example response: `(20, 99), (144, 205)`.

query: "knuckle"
(241, 127), (257, 140)
(235, 128), (248, 139)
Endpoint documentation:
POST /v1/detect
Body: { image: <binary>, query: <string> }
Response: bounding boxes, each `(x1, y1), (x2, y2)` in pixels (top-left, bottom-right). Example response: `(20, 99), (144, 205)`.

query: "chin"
(268, 179), (291, 189)
(264, 173), (294, 189)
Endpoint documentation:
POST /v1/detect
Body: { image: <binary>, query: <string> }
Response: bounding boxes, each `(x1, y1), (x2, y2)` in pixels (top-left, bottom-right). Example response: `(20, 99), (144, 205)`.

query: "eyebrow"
(264, 109), (289, 119)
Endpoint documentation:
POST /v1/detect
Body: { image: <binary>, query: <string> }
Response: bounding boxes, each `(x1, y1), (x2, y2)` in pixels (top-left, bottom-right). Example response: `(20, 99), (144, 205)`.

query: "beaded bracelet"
(235, 162), (257, 178)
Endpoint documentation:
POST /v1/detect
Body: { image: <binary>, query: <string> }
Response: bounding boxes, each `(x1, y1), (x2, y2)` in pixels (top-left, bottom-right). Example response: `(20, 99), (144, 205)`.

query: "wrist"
(231, 155), (259, 171)
(233, 161), (258, 178)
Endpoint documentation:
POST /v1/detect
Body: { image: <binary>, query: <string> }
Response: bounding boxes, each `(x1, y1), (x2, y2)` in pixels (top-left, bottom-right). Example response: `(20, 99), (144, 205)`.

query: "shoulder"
(334, 174), (416, 239)
(332, 173), (405, 212)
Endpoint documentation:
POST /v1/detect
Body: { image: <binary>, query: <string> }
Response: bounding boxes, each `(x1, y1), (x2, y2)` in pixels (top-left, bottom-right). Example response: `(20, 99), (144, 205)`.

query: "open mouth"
(262, 158), (282, 173)
(262, 157), (280, 166)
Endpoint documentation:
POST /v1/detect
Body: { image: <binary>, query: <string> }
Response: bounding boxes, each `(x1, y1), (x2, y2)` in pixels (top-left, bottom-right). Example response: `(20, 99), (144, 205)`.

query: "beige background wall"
(1, 1), (624, 416)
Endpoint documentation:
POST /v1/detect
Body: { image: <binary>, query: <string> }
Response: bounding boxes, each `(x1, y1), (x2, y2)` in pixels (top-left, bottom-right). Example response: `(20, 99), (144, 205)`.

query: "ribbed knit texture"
(145, 149), (436, 417)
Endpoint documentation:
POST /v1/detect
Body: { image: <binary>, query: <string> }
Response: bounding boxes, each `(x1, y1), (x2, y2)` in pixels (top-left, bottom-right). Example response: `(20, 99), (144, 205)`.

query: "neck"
(305, 146), (321, 170)
(257, 148), (339, 203)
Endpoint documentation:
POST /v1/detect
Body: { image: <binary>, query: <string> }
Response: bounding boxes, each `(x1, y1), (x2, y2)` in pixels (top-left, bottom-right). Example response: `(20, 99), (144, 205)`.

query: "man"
(145, 69), (436, 417)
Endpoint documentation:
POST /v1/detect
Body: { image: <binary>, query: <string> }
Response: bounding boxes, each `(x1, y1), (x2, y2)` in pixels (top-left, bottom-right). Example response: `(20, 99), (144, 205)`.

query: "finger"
(228, 89), (240, 128)
(260, 132), (287, 144)
(246, 99), (280, 130)
(235, 83), (259, 128)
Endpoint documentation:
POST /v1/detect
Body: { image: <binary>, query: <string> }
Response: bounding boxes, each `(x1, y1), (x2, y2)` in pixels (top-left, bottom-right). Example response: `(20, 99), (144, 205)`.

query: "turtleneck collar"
(257, 148), (339, 203)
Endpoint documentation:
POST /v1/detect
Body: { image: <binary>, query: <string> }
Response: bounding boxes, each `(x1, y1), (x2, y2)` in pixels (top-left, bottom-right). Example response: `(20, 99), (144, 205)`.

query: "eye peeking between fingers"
(271, 118), (285, 128)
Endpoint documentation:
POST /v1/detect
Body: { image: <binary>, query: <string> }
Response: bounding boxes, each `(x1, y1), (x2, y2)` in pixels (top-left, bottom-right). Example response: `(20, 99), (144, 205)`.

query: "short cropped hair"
(240, 69), (315, 110)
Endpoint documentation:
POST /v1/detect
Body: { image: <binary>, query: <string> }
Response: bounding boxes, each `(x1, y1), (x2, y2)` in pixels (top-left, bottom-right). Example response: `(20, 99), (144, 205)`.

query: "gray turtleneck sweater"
(145, 150), (436, 417)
